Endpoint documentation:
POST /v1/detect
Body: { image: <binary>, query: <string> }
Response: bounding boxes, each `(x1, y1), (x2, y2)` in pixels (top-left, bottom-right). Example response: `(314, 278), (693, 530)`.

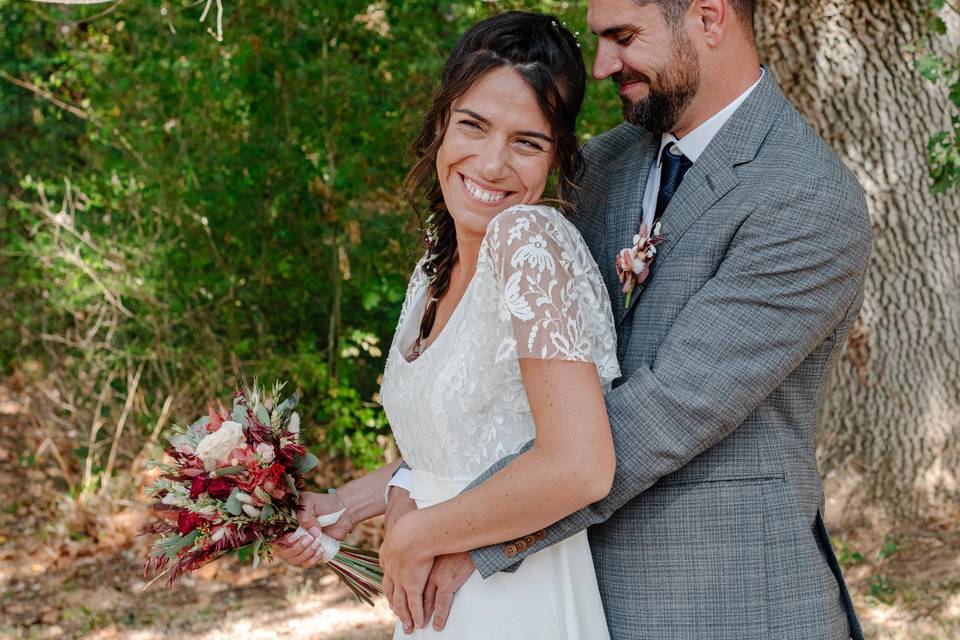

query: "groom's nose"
(593, 40), (623, 80)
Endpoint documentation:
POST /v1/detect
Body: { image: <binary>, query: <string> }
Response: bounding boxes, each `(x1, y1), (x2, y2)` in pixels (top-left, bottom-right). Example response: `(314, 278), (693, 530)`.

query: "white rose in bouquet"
(194, 420), (245, 471)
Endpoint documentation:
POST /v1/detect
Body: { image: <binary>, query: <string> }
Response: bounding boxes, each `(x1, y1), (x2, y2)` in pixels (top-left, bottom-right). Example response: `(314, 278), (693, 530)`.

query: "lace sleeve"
(483, 205), (620, 384)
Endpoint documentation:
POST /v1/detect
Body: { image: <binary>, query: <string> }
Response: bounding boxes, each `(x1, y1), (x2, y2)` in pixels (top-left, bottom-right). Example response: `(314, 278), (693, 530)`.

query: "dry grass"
(1, 379), (956, 640)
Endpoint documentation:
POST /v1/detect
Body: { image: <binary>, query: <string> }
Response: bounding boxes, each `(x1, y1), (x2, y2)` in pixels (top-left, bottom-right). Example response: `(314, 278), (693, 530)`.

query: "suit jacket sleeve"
(469, 174), (871, 578)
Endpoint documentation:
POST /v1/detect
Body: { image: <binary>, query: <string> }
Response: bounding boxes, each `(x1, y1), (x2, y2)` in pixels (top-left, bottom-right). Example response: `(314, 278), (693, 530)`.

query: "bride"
(278, 12), (619, 638)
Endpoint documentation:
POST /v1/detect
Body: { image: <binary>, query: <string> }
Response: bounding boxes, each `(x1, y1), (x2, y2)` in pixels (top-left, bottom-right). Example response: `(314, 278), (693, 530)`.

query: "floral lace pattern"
(379, 205), (619, 481)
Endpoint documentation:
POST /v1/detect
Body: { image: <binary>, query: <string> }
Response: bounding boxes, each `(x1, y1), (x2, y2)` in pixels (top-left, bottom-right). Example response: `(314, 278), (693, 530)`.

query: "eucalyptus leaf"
(189, 416), (211, 434)
(225, 489), (243, 516)
(295, 451), (320, 475)
(255, 404), (270, 427)
(232, 404), (249, 426)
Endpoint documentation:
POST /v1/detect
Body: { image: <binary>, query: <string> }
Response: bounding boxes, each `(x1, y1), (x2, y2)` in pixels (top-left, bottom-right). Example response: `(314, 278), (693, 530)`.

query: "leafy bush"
(910, 0), (960, 192)
(0, 1), (620, 491)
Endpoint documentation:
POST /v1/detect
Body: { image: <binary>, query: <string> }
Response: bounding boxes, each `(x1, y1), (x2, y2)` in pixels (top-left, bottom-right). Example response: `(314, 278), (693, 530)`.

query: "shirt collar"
(658, 68), (765, 166)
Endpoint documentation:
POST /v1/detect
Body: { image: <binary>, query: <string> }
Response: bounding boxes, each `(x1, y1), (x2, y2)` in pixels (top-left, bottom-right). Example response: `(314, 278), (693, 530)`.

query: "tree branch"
(0, 70), (148, 169)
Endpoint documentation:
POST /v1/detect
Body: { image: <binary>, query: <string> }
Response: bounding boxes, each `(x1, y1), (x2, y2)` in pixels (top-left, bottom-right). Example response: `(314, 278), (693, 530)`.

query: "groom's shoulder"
(581, 123), (650, 169)
(748, 101), (870, 240)
(757, 100), (865, 208)
(767, 101), (858, 187)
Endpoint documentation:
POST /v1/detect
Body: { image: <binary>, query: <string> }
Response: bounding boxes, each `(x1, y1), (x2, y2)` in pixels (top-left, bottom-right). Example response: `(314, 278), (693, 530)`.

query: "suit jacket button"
(515, 539), (527, 552)
(504, 544), (517, 558)
(535, 529), (546, 540)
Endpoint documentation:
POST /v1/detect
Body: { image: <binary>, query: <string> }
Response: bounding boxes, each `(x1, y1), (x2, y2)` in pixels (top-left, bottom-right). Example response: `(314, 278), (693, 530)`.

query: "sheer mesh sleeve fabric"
(483, 205), (620, 386)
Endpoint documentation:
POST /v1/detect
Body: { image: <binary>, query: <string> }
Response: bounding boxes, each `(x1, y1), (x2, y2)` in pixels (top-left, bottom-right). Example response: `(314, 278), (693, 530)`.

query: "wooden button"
(523, 535), (536, 546)
(504, 544), (517, 558)
(535, 529), (546, 540)
(515, 539), (527, 552)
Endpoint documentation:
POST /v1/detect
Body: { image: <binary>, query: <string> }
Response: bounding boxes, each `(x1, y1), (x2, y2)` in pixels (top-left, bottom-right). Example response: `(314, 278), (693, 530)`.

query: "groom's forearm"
(336, 458), (403, 525)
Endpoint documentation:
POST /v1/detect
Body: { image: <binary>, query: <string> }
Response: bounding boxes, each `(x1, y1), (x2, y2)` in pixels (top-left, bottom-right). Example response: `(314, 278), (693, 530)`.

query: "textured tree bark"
(755, 1), (960, 522)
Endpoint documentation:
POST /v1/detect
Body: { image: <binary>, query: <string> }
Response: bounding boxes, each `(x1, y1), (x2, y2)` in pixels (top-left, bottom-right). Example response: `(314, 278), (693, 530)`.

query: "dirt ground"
(0, 381), (957, 640)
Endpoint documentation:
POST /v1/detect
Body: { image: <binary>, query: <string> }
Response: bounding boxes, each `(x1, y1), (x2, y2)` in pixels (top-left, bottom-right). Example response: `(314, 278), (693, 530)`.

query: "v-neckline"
(395, 263), (481, 364)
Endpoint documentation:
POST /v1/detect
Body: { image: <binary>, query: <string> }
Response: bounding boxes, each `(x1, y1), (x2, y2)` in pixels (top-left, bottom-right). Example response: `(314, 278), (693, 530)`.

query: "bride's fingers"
(393, 585), (414, 634)
(405, 586), (425, 629)
(286, 535), (323, 565)
(302, 540), (328, 568)
(275, 533), (314, 563)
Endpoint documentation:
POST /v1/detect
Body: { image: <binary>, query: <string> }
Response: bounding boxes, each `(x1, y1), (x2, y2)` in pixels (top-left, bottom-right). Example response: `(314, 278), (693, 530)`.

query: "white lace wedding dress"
(379, 204), (620, 639)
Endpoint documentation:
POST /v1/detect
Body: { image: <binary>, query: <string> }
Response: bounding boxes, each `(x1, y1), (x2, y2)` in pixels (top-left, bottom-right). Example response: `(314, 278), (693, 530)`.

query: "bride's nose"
(476, 138), (510, 182)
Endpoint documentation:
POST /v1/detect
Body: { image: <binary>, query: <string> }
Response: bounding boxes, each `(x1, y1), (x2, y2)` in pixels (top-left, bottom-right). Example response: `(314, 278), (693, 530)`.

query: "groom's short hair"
(639, 0), (756, 34)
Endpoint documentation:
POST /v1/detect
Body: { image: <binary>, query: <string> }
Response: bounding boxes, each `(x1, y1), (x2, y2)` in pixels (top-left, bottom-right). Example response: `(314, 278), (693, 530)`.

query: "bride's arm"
(385, 359), (614, 555)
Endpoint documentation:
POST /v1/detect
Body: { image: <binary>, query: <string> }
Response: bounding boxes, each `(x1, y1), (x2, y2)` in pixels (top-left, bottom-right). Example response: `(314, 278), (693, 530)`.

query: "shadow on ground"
(0, 380), (956, 640)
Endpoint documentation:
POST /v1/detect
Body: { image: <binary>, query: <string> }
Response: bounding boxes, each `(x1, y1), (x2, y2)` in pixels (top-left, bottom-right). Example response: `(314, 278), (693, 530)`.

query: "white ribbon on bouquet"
(290, 508), (345, 564)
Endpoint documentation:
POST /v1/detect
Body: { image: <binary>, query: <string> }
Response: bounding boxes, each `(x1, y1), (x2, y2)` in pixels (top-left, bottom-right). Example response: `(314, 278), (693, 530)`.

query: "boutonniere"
(615, 221), (665, 309)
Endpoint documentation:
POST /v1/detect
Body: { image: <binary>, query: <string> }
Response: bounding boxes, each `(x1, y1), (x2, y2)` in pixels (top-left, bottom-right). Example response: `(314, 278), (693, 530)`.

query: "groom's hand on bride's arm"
(385, 485), (417, 531)
(423, 552), (475, 632)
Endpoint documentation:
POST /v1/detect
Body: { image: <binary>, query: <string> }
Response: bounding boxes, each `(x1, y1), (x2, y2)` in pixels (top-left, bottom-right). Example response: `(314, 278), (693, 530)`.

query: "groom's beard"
(617, 35), (701, 134)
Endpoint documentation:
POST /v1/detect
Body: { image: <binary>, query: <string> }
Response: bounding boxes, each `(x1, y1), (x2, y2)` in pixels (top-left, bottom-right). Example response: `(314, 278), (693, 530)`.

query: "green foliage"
(0, 1), (621, 477)
(834, 539), (865, 570)
(910, 0), (960, 192)
(877, 533), (900, 560)
(868, 574), (898, 605)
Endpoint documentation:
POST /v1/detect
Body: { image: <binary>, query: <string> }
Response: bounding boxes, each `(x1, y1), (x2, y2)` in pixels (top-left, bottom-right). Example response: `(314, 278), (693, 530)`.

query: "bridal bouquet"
(142, 381), (383, 603)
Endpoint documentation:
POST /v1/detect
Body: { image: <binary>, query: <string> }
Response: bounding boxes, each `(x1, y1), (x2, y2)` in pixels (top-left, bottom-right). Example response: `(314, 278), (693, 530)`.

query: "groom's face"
(588, 0), (701, 133)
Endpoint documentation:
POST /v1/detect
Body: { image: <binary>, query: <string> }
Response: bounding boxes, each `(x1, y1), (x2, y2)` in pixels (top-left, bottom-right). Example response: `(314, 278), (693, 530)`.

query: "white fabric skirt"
(393, 470), (611, 640)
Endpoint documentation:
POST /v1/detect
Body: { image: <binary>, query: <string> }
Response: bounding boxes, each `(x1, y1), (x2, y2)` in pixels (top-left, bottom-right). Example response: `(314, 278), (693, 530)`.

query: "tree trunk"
(755, 1), (960, 522)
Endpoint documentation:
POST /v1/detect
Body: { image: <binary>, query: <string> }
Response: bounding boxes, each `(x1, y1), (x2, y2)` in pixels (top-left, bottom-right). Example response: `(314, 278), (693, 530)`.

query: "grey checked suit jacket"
(466, 71), (871, 639)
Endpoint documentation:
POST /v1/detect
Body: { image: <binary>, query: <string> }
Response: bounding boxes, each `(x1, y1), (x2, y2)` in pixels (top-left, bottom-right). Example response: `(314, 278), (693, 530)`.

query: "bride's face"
(436, 66), (557, 238)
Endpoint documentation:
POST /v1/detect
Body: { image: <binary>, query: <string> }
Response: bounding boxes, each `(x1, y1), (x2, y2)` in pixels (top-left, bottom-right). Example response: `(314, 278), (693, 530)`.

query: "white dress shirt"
(639, 69), (764, 234)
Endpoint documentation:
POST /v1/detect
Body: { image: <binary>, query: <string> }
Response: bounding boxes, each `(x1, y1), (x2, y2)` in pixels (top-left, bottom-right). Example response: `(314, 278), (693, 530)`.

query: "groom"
(387, 0), (869, 638)
(294, 0), (870, 637)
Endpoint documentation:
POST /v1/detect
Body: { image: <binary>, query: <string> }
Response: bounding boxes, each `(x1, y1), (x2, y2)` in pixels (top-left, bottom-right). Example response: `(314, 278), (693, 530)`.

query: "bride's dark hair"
(404, 11), (586, 351)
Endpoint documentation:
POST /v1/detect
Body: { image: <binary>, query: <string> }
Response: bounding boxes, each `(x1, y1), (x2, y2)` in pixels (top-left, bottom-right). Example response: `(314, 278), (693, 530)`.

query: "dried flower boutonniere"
(615, 221), (665, 309)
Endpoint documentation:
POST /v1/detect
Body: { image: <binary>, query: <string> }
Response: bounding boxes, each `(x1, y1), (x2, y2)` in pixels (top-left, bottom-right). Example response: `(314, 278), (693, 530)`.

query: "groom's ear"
(695, 0), (732, 48)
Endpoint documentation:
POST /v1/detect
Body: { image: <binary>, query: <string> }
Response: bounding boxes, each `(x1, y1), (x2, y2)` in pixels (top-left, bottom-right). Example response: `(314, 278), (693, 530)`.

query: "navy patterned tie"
(654, 142), (693, 224)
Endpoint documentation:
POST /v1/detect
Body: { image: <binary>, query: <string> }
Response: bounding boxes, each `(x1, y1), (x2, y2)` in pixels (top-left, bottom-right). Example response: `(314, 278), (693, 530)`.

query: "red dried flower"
(207, 478), (233, 500)
(178, 510), (201, 535)
(189, 476), (210, 500)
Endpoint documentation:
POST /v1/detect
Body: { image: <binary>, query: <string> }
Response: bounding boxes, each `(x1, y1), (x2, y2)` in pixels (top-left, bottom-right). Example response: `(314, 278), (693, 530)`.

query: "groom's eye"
(616, 34), (634, 47)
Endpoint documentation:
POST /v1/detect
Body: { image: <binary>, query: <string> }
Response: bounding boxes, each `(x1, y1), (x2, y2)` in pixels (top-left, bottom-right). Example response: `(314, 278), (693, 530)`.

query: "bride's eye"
(459, 119), (483, 130)
(516, 138), (544, 151)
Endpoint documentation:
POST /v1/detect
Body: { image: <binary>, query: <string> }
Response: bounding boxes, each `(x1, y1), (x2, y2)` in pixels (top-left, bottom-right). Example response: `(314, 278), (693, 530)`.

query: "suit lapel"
(605, 135), (657, 324)
(615, 68), (789, 326)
